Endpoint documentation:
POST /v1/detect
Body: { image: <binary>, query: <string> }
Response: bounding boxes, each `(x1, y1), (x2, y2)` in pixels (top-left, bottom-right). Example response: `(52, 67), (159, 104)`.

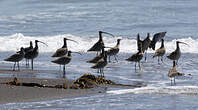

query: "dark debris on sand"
(1, 73), (146, 89)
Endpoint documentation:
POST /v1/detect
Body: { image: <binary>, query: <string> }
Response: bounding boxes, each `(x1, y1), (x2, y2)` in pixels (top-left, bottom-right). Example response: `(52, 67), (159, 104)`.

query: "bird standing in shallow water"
(87, 48), (105, 64)
(4, 47), (25, 71)
(25, 40), (48, 70)
(142, 33), (151, 61)
(87, 31), (115, 55)
(167, 41), (188, 65)
(106, 39), (121, 62)
(91, 49), (108, 77)
(23, 41), (33, 68)
(52, 38), (78, 57)
(125, 44), (143, 71)
(153, 39), (166, 64)
(168, 61), (184, 85)
(51, 51), (81, 78)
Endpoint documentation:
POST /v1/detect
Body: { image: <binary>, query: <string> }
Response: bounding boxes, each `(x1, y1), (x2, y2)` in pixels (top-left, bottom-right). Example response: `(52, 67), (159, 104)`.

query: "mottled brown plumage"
(87, 31), (114, 55)
(51, 51), (81, 78)
(168, 61), (184, 85)
(125, 44), (143, 71)
(153, 39), (166, 63)
(87, 48), (105, 63)
(4, 47), (25, 71)
(106, 39), (121, 62)
(91, 51), (107, 77)
(52, 38), (78, 57)
(25, 40), (47, 70)
(167, 41), (188, 65)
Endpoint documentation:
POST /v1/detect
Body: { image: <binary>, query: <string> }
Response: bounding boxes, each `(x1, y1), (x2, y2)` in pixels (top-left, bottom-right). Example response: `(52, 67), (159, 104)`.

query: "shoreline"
(0, 77), (102, 104)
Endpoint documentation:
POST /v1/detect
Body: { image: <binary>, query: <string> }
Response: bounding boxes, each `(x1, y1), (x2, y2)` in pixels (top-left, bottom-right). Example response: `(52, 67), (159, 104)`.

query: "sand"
(0, 77), (102, 104)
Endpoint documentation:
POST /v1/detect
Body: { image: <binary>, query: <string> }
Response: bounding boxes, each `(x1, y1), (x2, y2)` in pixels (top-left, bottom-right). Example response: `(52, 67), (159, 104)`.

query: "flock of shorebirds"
(4, 31), (189, 85)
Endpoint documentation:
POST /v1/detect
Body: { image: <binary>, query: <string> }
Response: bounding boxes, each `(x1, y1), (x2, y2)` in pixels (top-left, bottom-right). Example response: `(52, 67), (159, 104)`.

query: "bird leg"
(138, 61), (141, 70)
(174, 77), (176, 85)
(13, 62), (16, 71)
(161, 56), (163, 63)
(114, 55), (118, 62)
(135, 62), (137, 72)
(109, 56), (111, 63)
(17, 62), (20, 71)
(158, 56), (160, 64)
(63, 65), (66, 78)
(170, 78), (172, 86)
(31, 59), (34, 70)
(144, 51), (147, 61)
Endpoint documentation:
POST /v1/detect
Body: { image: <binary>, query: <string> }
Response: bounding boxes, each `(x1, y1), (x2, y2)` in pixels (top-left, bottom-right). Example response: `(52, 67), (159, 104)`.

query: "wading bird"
(4, 47), (25, 71)
(167, 41), (188, 65)
(149, 32), (167, 50)
(153, 39), (166, 64)
(24, 41), (33, 68)
(87, 47), (105, 63)
(52, 38), (78, 57)
(168, 61), (184, 85)
(125, 44), (143, 71)
(106, 39), (121, 62)
(87, 31), (115, 55)
(91, 50), (108, 77)
(142, 33), (151, 61)
(51, 51), (81, 78)
(25, 40), (48, 70)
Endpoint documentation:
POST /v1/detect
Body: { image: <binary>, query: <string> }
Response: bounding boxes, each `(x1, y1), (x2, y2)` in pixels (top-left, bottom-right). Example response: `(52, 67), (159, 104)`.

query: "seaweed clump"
(73, 73), (115, 89)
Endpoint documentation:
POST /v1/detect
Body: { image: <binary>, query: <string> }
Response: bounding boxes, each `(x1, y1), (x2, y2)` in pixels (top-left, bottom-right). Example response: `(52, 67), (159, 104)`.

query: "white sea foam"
(0, 33), (198, 53)
(107, 86), (198, 95)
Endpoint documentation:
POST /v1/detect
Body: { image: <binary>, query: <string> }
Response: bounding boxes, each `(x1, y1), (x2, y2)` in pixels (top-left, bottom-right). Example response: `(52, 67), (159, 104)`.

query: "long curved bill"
(178, 41), (189, 46)
(38, 41), (48, 46)
(71, 51), (82, 55)
(65, 38), (79, 44)
(101, 31), (115, 37)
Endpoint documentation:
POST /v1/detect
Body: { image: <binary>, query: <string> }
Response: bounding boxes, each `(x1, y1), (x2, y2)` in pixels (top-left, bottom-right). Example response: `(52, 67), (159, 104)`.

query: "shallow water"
(0, 52), (198, 109)
(1, 0), (198, 109)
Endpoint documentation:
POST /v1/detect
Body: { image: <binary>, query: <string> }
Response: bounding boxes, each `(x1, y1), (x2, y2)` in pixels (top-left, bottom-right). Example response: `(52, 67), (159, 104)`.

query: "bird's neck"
(63, 40), (67, 48)
(68, 52), (71, 57)
(176, 43), (180, 50)
(116, 41), (120, 47)
(99, 33), (103, 41)
(160, 41), (164, 48)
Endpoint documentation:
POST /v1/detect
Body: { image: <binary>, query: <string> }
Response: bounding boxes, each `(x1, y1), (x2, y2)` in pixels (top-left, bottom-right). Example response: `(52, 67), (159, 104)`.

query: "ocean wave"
(0, 33), (197, 53)
(107, 86), (198, 95)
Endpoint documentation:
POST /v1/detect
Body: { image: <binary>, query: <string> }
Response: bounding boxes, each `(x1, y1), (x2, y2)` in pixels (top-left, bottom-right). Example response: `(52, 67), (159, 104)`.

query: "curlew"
(149, 32), (167, 50)
(153, 39), (166, 64)
(25, 40), (48, 70)
(23, 41), (33, 68)
(125, 44), (143, 71)
(51, 51), (81, 78)
(52, 38), (78, 57)
(4, 47), (25, 71)
(167, 41), (188, 65)
(106, 39), (121, 62)
(87, 47), (105, 63)
(168, 61), (184, 85)
(87, 31), (114, 55)
(91, 50), (108, 77)
(142, 33), (151, 61)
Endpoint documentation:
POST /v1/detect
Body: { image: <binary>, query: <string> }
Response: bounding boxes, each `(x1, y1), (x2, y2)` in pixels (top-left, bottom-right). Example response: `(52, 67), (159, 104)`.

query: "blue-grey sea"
(1, 0), (198, 109)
